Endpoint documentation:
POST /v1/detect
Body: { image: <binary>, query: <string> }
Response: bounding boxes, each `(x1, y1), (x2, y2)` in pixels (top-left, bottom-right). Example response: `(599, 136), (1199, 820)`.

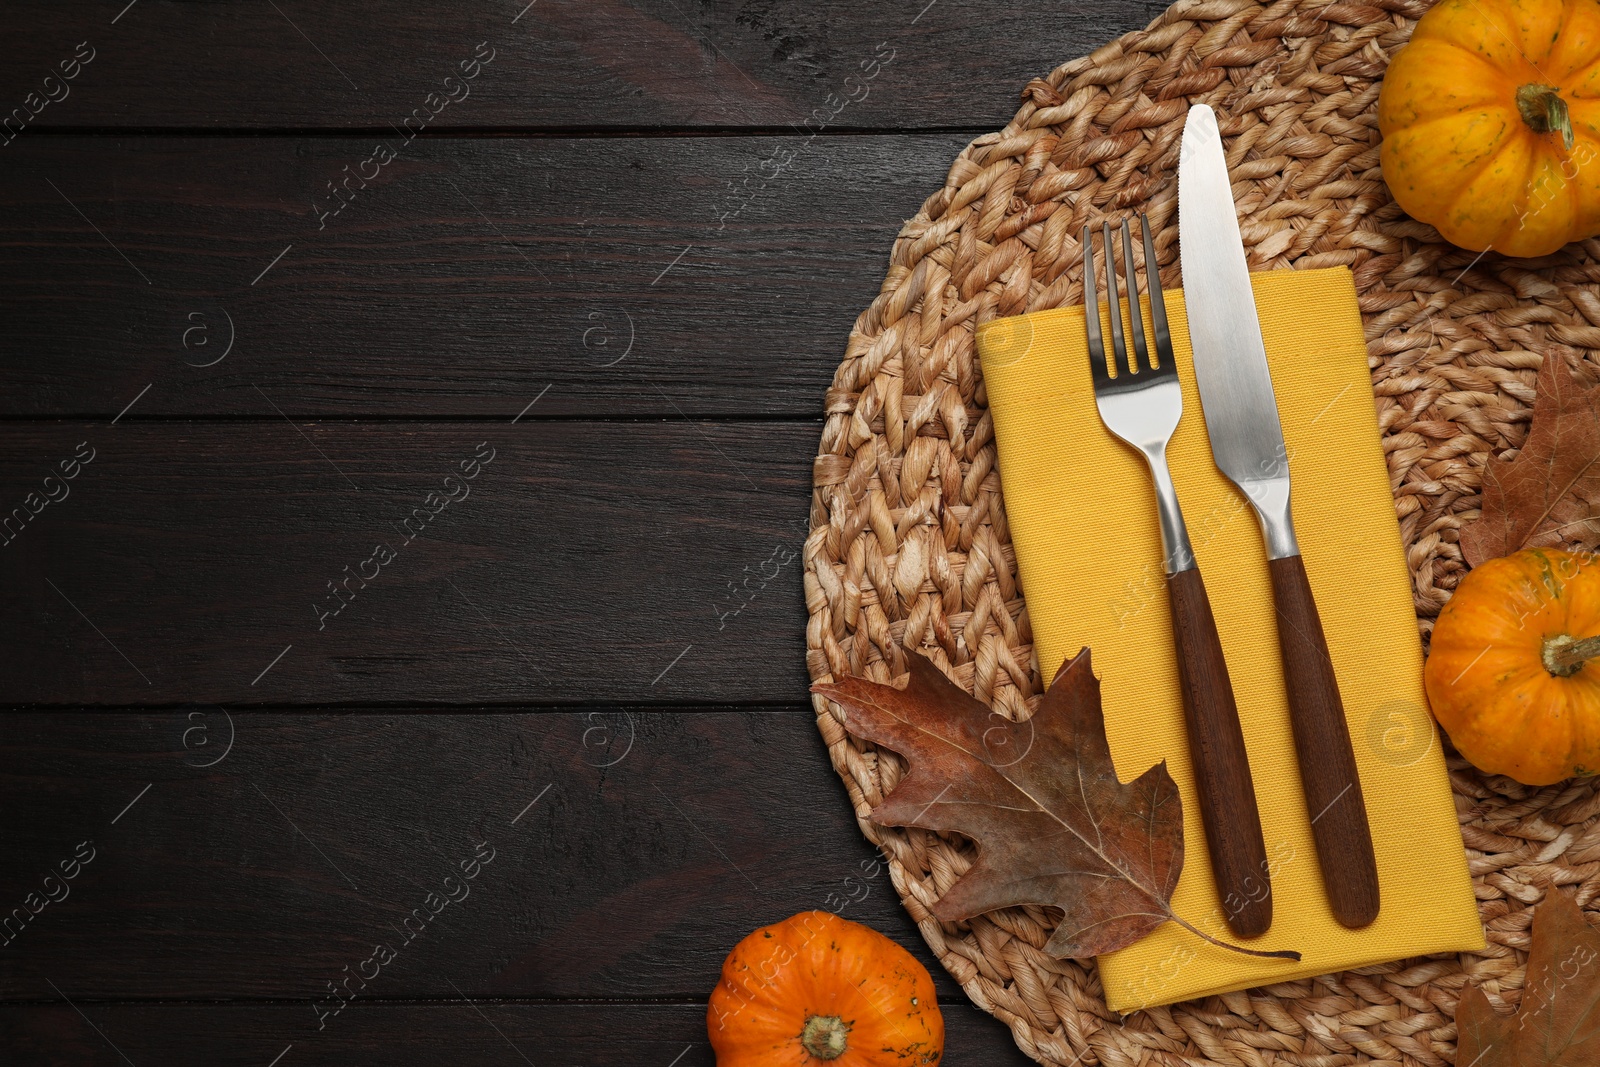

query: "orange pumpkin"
(1377, 0), (1600, 257)
(1425, 548), (1600, 784)
(707, 911), (944, 1065)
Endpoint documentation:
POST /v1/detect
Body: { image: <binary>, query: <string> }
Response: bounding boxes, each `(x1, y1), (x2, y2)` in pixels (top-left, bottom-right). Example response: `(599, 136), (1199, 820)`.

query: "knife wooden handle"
(1167, 567), (1273, 939)
(1267, 554), (1380, 929)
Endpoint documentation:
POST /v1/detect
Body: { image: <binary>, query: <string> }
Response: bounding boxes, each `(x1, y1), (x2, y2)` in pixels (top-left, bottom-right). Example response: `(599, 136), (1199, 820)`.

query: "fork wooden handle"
(1268, 554), (1380, 929)
(1166, 566), (1273, 939)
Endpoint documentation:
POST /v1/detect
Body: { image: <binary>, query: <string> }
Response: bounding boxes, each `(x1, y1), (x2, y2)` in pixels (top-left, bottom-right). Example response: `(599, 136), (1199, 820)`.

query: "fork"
(1085, 215), (1274, 939)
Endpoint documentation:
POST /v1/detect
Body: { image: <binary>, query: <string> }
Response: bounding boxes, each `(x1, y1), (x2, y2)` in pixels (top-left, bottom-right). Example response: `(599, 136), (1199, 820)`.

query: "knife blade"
(1178, 103), (1380, 929)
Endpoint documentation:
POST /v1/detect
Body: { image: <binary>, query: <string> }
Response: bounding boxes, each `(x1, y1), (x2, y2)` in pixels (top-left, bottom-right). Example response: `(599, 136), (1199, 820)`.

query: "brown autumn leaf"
(1461, 350), (1600, 567)
(813, 649), (1298, 961)
(1455, 889), (1600, 1067)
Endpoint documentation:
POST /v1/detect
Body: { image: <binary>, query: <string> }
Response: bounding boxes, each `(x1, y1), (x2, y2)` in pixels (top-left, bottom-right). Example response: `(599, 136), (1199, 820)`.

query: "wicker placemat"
(802, 0), (1600, 1063)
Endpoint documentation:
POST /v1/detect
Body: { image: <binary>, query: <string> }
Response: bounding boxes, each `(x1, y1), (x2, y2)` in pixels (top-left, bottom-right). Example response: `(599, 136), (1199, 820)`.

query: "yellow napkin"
(975, 266), (1483, 1011)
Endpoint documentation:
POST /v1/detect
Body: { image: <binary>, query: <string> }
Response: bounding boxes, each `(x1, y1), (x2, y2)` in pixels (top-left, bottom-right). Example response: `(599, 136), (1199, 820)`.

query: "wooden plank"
(0, 710), (985, 1007)
(1, 133), (967, 418)
(0, 422), (824, 705)
(0, 1001), (1039, 1065)
(0, 0), (1159, 131)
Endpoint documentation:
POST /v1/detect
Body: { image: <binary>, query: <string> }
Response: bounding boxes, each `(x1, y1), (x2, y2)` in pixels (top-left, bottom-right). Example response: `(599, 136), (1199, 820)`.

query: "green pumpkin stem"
(1517, 83), (1576, 151)
(1542, 633), (1600, 677)
(800, 1015), (850, 1060)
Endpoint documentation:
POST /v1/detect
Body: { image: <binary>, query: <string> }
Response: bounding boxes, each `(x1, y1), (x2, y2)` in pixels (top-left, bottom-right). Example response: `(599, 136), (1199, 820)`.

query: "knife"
(1177, 103), (1380, 929)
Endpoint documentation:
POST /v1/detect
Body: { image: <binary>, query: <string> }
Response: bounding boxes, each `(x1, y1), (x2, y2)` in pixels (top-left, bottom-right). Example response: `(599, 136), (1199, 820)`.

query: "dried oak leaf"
(1461, 351), (1600, 567)
(813, 649), (1297, 960)
(1456, 889), (1600, 1067)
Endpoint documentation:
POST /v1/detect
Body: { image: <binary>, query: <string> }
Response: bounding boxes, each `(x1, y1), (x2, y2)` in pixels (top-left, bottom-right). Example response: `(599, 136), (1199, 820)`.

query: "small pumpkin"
(1425, 547), (1600, 785)
(707, 911), (944, 1066)
(1377, 0), (1600, 257)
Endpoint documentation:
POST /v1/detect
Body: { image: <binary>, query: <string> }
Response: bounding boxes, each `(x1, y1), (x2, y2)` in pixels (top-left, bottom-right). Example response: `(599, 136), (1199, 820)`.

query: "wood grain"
(0, 6), (1177, 1061)
(0, 134), (968, 418)
(0, 709), (961, 1003)
(1267, 554), (1380, 929)
(1, 0), (1160, 131)
(0, 1001), (1037, 1066)
(1166, 567), (1272, 939)
(0, 422), (817, 705)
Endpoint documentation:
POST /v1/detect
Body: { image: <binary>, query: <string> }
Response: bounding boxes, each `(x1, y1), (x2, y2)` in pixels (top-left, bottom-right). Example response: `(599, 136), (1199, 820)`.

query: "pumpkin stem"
(1542, 633), (1600, 677)
(800, 1014), (850, 1060)
(1517, 83), (1576, 151)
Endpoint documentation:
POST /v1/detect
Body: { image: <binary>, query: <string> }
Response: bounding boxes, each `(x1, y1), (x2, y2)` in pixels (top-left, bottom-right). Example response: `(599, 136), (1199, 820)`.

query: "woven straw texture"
(802, 0), (1600, 1063)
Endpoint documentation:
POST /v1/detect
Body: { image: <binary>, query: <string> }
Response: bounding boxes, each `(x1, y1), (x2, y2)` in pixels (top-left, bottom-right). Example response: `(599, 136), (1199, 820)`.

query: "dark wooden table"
(0, 4), (1160, 1062)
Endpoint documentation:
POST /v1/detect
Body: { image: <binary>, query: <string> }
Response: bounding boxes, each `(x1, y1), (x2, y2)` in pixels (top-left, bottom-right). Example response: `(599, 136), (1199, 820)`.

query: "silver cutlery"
(1177, 102), (1379, 929)
(1085, 215), (1273, 938)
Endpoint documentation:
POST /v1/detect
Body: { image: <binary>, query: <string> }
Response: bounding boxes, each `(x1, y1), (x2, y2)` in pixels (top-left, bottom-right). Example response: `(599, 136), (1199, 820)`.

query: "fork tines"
(1083, 213), (1175, 384)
